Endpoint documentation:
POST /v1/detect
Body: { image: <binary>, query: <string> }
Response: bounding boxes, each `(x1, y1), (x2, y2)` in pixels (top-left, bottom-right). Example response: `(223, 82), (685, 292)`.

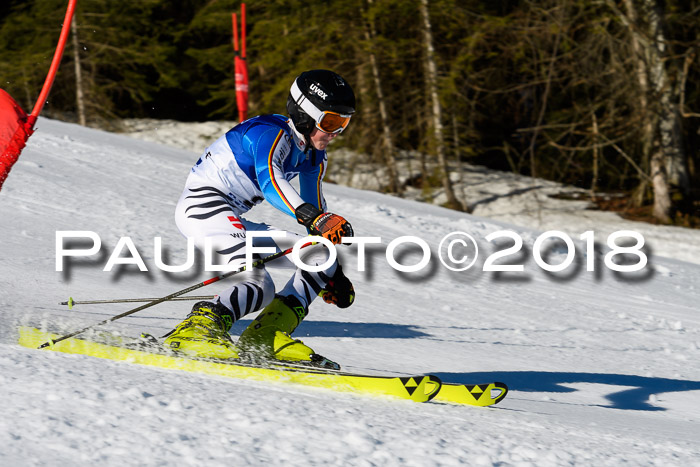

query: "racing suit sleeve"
(253, 128), (305, 218)
(299, 155), (327, 212)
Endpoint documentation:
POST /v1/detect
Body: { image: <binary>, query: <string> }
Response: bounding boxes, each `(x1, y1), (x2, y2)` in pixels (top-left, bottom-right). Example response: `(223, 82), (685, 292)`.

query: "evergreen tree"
(0, 0), (698, 221)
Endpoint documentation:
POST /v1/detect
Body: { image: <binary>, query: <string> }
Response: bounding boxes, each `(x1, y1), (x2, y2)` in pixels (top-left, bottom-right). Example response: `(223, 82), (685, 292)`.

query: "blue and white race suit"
(174, 115), (336, 321)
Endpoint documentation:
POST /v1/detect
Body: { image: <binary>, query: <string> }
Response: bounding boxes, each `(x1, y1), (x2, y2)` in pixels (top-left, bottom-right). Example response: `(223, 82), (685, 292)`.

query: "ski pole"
(39, 242), (316, 349)
(61, 295), (216, 308)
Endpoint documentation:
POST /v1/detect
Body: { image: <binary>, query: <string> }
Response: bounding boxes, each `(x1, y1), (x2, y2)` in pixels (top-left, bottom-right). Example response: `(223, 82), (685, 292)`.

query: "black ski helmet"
(287, 69), (356, 136)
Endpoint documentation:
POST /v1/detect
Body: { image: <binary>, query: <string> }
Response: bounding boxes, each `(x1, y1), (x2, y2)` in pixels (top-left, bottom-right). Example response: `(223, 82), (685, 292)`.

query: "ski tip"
(425, 374), (443, 402)
(492, 381), (509, 404)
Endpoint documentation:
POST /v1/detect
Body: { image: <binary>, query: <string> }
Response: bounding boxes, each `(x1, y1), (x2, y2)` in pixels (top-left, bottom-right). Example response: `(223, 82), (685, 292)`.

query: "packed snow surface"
(1, 118), (700, 466)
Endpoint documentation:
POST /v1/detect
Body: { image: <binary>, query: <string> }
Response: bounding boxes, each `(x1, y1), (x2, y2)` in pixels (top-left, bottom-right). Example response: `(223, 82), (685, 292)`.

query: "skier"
(164, 70), (356, 368)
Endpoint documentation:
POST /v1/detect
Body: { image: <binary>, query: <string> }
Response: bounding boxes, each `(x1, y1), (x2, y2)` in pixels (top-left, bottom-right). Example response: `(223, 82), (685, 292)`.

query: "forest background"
(1, 0), (699, 224)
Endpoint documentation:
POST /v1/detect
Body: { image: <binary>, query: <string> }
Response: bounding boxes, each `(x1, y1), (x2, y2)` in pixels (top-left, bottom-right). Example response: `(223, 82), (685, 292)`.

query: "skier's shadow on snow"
(231, 320), (429, 339)
(432, 370), (700, 411)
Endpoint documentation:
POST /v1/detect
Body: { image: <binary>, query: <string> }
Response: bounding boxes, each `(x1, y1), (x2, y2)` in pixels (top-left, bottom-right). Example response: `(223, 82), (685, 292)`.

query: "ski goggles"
(291, 81), (352, 134)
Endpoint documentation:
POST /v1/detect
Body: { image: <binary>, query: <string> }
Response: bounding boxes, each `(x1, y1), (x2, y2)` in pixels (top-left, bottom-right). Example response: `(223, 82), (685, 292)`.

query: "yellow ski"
(19, 326), (441, 403)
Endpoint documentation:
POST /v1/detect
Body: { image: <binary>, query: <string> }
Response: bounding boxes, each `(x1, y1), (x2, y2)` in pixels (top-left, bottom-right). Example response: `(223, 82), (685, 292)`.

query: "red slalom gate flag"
(0, 89), (34, 190)
(234, 55), (249, 122)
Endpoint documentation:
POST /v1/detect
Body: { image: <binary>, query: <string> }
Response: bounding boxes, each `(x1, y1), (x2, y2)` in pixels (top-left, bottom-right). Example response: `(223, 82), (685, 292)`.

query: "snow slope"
(1, 118), (699, 466)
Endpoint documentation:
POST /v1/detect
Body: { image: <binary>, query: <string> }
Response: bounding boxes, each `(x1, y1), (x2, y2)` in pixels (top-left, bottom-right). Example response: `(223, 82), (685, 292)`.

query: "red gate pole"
(232, 12), (239, 53)
(29, 0), (78, 127)
(241, 3), (246, 59)
(232, 4), (249, 122)
(1, 0), (77, 191)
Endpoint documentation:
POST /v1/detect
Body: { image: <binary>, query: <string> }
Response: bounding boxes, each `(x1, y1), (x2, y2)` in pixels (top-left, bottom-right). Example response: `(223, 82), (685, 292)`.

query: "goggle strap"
(291, 80), (323, 124)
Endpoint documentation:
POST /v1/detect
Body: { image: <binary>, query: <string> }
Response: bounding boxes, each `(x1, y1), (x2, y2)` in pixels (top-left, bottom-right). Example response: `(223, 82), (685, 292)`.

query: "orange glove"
(295, 203), (354, 245)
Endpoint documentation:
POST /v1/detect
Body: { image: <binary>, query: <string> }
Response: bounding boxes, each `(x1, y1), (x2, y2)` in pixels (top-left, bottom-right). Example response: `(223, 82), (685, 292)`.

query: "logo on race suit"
(278, 137), (291, 160)
(192, 152), (212, 172)
(309, 83), (327, 100)
(227, 216), (245, 230)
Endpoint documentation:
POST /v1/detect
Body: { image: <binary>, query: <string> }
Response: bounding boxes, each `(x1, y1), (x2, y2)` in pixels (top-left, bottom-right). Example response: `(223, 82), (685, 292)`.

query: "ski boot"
(237, 295), (339, 369)
(163, 301), (239, 359)
(319, 265), (355, 308)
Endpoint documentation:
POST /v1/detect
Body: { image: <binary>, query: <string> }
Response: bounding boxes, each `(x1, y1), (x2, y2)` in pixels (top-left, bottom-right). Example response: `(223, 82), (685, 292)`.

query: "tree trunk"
(650, 147), (672, 222)
(419, 0), (461, 210)
(364, 0), (401, 195)
(355, 63), (371, 131)
(619, 0), (653, 208)
(643, 0), (688, 194)
(590, 113), (599, 200)
(616, 0), (675, 222)
(21, 68), (33, 111)
(71, 17), (86, 126)
(452, 111), (470, 209)
(526, 2), (565, 181)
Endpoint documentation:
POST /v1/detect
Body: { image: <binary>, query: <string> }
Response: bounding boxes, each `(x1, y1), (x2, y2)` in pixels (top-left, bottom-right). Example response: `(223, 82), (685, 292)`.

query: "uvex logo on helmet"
(309, 83), (328, 100)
